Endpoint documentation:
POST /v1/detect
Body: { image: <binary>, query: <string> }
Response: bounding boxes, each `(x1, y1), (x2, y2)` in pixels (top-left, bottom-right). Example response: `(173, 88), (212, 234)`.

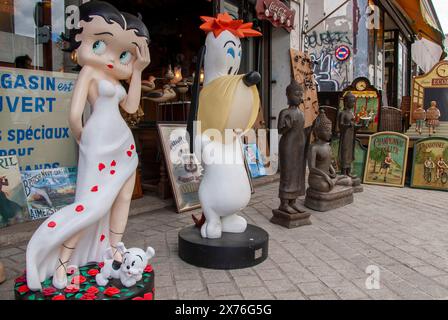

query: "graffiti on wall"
(304, 24), (353, 92)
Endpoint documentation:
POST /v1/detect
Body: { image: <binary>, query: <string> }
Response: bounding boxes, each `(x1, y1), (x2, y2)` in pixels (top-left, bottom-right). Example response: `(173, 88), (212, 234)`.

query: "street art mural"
(304, 26), (353, 92)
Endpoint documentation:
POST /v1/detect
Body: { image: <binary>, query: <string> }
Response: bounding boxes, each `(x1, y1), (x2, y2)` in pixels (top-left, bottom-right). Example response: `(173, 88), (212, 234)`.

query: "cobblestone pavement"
(1, 182), (448, 300)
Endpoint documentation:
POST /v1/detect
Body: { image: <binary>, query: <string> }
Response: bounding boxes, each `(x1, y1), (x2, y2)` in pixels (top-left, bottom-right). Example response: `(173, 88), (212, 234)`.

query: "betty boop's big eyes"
(226, 47), (235, 59)
(119, 51), (132, 65)
(92, 40), (107, 55)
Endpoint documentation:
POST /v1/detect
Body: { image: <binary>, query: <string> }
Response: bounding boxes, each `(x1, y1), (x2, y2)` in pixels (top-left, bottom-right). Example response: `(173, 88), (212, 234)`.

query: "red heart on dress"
(130, 144), (135, 150)
(47, 221), (56, 228)
(110, 160), (116, 167)
(75, 205), (84, 213)
(90, 185), (98, 192)
(98, 163), (106, 171)
(127, 151), (132, 157)
(100, 234), (105, 242)
(110, 170), (116, 175)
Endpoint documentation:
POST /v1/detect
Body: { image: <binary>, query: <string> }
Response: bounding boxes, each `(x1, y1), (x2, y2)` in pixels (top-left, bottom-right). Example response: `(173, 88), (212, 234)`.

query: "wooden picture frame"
(157, 123), (202, 213)
(410, 137), (448, 192)
(340, 77), (381, 134)
(363, 131), (409, 188)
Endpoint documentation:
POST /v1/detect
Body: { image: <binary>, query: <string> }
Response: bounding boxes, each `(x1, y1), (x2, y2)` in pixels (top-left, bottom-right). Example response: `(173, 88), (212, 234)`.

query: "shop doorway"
(107, 0), (214, 80)
(104, 0), (215, 196)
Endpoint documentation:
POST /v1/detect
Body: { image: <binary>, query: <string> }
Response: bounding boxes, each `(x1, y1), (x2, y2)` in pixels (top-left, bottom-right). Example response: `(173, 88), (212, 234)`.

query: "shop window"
(0, 0), (83, 72)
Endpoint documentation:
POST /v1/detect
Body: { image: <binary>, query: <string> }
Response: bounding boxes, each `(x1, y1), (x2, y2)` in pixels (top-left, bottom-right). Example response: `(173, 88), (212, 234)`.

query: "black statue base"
(305, 186), (354, 212)
(14, 262), (155, 300)
(271, 209), (311, 229)
(178, 224), (268, 269)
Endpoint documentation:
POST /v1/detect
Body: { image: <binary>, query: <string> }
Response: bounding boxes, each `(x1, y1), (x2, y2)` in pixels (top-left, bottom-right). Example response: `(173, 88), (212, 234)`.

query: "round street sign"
(335, 45), (351, 61)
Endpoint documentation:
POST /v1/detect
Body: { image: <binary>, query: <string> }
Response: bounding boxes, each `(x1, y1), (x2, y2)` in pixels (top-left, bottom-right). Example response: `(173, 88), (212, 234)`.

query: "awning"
(393, 0), (444, 47)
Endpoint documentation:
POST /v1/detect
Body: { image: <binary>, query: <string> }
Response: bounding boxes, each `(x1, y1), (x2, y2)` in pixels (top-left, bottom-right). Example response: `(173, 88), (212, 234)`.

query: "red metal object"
(256, 0), (296, 32)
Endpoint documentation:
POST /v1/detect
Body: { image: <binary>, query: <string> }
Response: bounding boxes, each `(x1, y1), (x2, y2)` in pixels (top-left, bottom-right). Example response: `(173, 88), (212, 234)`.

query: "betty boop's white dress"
(26, 79), (138, 291)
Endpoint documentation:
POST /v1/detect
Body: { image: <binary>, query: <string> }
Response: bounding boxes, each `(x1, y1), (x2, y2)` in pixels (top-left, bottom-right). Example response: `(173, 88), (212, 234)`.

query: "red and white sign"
(256, 0), (295, 32)
(335, 45), (351, 61)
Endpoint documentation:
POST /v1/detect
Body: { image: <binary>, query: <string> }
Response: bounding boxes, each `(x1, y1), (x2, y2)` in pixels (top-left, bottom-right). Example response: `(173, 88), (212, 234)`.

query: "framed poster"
(21, 167), (77, 220)
(410, 61), (448, 126)
(243, 143), (267, 179)
(157, 123), (202, 213)
(330, 138), (367, 181)
(353, 139), (368, 181)
(410, 137), (448, 191)
(363, 132), (409, 187)
(0, 155), (29, 228)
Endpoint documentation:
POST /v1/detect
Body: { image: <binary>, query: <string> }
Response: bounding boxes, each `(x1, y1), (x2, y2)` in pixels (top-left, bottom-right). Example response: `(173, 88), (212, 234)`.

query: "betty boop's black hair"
(63, 1), (150, 52)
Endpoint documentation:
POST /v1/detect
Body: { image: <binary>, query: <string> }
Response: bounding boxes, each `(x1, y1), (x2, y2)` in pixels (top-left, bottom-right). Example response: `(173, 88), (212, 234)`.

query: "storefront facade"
(1, 0), (293, 213)
(299, 0), (444, 110)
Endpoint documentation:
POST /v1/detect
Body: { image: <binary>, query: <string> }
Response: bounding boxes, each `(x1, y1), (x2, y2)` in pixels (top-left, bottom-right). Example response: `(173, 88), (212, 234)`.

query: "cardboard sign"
(0, 67), (78, 171)
(411, 137), (448, 192)
(290, 50), (319, 128)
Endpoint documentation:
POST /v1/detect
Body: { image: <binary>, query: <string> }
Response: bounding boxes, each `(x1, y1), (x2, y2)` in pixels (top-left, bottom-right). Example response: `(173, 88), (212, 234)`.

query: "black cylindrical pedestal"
(178, 224), (269, 269)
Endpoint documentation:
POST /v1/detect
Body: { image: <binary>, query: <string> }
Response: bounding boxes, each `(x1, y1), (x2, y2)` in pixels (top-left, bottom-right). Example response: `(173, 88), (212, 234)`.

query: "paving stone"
(240, 286), (274, 300)
(233, 275), (263, 288)
(264, 279), (296, 293)
(308, 293), (339, 300)
(0, 247), (22, 258)
(207, 282), (239, 297)
(215, 295), (244, 300)
(156, 275), (174, 287)
(412, 265), (447, 278)
(155, 286), (178, 300)
(297, 281), (333, 296)
(333, 284), (369, 300)
(255, 268), (286, 281)
(274, 290), (306, 300)
(175, 279), (204, 294)
(2, 182), (448, 300)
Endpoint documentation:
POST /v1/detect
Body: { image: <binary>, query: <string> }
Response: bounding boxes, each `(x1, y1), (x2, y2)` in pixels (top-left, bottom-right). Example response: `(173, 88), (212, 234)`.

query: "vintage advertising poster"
(157, 123), (202, 213)
(330, 138), (367, 181)
(363, 132), (409, 187)
(0, 155), (29, 228)
(21, 167), (77, 220)
(340, 78), (381, 134)
(0, 67), (78, 171)
(411, 137), (448, 191)
(243, 143), (267, 178)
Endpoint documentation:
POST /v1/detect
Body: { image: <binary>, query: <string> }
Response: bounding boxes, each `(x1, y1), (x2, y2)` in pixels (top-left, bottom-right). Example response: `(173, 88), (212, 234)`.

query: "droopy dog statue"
(192, 13), (262, 239)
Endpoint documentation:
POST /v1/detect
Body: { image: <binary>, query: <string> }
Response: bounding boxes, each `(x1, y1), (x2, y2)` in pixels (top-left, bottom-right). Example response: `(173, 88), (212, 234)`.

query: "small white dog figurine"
(95, 242), (155, 288)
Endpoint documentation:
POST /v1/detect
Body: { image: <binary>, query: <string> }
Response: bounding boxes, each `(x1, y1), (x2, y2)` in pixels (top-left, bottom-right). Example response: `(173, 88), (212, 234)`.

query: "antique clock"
(436, 63), (448, 78)
(355, 79), (368, 91)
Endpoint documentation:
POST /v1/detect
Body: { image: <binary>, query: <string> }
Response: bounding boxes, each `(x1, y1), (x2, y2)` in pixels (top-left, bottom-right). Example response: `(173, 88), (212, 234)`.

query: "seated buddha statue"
(308, 109), (352, 193)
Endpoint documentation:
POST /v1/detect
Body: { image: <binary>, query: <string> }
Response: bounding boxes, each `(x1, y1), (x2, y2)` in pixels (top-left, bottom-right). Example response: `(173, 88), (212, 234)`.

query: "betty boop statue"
(25, 1), (150, 291)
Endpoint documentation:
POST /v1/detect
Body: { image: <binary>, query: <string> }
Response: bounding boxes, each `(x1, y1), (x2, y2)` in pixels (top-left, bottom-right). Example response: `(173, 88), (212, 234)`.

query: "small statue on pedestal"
(271, 80), (311, 228)
(338, 92), (363, 192)
(305, 109), (354, 212)
(426, 101), (441, 136)
(413, 104), (426, 135)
